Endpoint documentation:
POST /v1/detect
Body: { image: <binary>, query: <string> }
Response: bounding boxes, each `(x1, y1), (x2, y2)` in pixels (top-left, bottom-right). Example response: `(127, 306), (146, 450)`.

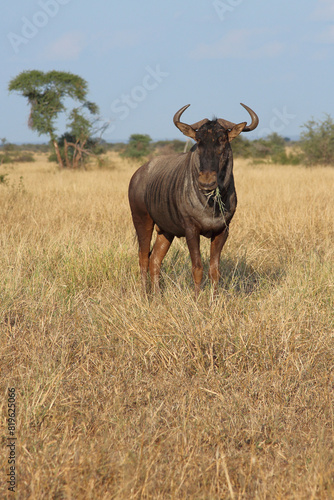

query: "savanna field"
(0, 152), (333, 499)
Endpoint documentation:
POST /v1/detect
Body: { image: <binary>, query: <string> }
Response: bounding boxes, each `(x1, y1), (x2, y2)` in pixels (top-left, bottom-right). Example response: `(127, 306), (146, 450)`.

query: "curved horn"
(174, 103), (259, 138)
(240, 103), (259, 132)
(173, 104), (209, 139)
(217, 103), (259, 132)
(173, 104), (191, 127)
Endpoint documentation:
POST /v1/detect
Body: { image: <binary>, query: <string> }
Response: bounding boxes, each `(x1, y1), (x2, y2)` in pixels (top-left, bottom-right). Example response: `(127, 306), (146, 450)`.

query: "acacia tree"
(8, 70), (100, 168)
(61, 103), (100, 168)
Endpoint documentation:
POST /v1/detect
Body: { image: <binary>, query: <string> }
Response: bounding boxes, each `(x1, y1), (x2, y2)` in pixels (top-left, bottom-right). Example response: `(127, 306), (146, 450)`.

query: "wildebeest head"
(173, 104), (259, 192)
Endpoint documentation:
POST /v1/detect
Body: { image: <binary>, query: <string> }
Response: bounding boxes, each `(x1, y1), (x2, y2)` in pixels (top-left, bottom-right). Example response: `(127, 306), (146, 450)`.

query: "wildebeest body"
(136, 150), (237, 238)
(128, 104), (258, 296)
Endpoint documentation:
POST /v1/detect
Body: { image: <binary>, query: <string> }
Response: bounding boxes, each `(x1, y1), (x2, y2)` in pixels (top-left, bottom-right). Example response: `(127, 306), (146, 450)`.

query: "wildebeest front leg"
(209, 227), (229, 291)
(132, 213), (154, 293)
(149, 231), (174, 294)
(185, 227), (203, 297)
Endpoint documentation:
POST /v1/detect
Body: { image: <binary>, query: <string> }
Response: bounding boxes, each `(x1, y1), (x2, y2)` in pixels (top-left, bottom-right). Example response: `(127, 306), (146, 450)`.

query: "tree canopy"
(8, 70), (100, 167)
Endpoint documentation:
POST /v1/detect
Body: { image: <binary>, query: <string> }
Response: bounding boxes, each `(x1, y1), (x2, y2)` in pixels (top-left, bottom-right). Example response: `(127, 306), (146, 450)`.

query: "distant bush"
(19, 143), (50, 153)
(0, 154), (13, 164)
(231, 135), (255, 158)
(16, 153), (35, 162)
(48, 152), (58, 164)
(105, 142), (126, 153)
(153, 139), (187, 154)
(0, 138), (37, 163)
(122, 134), (152, 159)
(0, 173), (9, 184)
(0, 152), (35, 164)
(300, 115), (334, 165)
(232, 133), (301, 165)
(255, 133), (286, 158)
(271, 150), (301, 165)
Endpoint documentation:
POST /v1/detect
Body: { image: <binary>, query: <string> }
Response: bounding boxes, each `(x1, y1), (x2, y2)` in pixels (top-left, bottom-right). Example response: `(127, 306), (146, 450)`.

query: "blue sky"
(1, 0), (334, 142)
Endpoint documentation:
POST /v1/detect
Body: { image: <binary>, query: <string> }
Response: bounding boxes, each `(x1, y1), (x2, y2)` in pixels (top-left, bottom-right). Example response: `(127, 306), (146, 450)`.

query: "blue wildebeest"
(128, 103), (259, 296)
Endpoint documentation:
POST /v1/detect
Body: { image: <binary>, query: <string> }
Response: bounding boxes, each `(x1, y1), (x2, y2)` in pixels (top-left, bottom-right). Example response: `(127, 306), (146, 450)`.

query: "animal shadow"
(160, 247), (285, 296)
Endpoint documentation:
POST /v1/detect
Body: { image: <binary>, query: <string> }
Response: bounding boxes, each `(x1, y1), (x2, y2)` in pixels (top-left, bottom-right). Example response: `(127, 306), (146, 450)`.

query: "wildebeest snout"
(198, 171), (218, 191)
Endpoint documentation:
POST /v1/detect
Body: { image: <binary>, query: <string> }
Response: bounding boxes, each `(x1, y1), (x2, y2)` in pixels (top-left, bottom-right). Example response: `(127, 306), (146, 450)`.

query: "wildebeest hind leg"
(209, 227), (229, 292)
(149, 231), (174, 294)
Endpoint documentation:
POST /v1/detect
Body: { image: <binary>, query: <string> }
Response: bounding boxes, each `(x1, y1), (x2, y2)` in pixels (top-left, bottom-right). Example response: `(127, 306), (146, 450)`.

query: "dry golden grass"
(0, 152), (333, 499)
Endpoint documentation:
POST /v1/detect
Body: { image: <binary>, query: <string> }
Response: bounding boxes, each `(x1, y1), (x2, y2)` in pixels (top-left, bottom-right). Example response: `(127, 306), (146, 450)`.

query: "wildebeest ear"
(228, 122), (247, 142)
(177, 123), (197, 140)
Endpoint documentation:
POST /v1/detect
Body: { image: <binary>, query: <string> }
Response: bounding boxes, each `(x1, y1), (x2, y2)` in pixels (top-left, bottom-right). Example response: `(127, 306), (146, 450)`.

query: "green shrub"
(231, 135), (256, 158)
(16, 153), (35, 162)
(300, 115), (334, 165)
(0, 173), (9, 184)
(0, 154), (13, 164)
(271, 150), (301, 165)
(153, 139), (187, 154)
(122, 134), (152, 159)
